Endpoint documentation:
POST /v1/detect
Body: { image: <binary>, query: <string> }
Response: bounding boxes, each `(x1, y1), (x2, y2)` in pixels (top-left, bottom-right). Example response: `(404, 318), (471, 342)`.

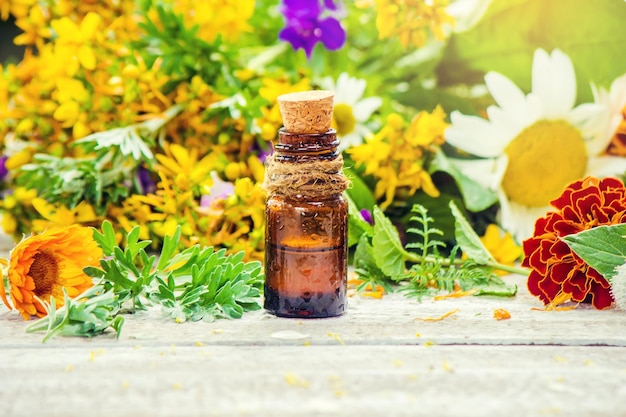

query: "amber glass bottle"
(264, 128), (348, 318)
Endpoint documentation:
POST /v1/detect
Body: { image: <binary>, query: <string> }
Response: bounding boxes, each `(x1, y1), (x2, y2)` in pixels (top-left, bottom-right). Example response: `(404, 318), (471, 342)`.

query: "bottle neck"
(264, 127), (349, 199)
(274, 129), (338, 161)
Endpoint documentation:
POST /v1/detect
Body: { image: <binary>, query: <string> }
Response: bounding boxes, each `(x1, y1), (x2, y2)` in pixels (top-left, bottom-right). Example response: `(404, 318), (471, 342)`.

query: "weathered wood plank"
(2, 274), (626, 416)
(1, 345), (625, 417)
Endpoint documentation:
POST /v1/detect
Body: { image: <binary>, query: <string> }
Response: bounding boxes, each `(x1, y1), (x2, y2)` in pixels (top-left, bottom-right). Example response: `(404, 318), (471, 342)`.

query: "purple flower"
(323, 0), (339, 10)
(201, 171), (236, 208)
(137, 165), (156, 195)
(251, 139), (274, 163)
(359, 209), (373, 225)
(279, 0), (346, 58)
(0, 156), (8, 181)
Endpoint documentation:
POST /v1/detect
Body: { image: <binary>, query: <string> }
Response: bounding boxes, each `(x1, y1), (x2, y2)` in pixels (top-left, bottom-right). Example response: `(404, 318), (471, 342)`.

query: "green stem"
(404, 251), (529, 276)
(486, 262), (529, 276)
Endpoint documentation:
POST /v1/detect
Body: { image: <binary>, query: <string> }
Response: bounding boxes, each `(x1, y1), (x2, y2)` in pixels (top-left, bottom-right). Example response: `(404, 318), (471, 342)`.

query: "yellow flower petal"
(74, 201), (98, 223)
(78, 44), (97, 70)
(170, 143), (193, 169)
(5, 149), (32, 170)
(53, 100), (80, 126)
(79, 12), (102, 40)
(50, 17), (80, 40)
(56, 78), (90, 103)
(31, 198), (75, 225)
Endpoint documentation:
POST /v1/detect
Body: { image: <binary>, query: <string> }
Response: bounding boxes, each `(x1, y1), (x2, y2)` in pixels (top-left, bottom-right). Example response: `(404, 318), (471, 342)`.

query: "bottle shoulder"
(266, 193), (347, 207)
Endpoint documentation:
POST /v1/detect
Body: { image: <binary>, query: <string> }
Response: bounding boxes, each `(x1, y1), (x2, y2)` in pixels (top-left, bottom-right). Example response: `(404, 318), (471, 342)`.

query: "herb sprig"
(352, 200), (527, 299)
(26, 220), (264, 342)
(16, 106), (181, 214)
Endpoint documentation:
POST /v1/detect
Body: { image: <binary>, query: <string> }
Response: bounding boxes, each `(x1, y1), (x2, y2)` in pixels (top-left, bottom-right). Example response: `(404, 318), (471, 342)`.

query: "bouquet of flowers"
(1, 0), (626, 340)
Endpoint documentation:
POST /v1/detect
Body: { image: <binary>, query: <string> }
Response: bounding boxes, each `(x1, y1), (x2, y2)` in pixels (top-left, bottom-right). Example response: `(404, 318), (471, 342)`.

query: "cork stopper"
(278, 90), (334, 134)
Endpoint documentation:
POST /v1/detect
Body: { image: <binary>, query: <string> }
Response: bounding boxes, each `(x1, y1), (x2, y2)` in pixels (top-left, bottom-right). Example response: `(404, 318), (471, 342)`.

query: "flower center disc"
(333, 103), (357, 136)
(30, 251), (59, 297)
(502, 120), (587, 207)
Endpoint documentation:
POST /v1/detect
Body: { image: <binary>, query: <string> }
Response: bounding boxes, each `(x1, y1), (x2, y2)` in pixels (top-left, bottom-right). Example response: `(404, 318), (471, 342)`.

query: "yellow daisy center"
(30, 251), (60, 297)
(502, 120), (587, 207)
(333, 103), (357, 136)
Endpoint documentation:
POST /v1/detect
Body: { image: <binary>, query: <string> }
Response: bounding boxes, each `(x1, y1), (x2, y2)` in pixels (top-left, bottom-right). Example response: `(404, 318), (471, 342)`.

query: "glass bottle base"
(263, 285), (346, 318)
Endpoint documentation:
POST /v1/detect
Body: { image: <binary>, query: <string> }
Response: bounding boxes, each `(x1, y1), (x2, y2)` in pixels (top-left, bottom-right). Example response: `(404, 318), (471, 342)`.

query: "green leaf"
(157, 226), (182, 270)
(372, 206), (406, 277)
(354, 234), (380, 277)
(25, 286), (122, 342)
(430, 150), (498, 212)
(437, 0), (626, 102)
(405, 203), (446, 257)
(474, 284), (518, 297)
(562, 224), (626, 282)
(346, 192), (373, 247)
(449, 200), (494, 265)
(344, 166), (377, 210)
(93, 221), (117, 255)
(353, 234), (395, 291)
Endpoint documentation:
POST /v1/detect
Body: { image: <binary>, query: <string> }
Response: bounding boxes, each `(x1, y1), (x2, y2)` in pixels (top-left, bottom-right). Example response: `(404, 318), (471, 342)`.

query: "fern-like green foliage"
(404, 204), (446, 260)
(397, 203), (501, 298)
(350, 201), (522, 300)
(27, 220), (264, 342)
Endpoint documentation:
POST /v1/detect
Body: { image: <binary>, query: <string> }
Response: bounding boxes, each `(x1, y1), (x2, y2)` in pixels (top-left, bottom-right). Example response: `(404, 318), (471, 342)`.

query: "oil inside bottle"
(264, 242), (346, 318)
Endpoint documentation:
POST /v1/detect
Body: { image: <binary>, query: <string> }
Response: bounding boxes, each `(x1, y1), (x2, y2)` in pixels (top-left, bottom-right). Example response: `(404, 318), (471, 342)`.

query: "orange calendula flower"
(0, 225), (102, 319)
(522, 177), (626, 310)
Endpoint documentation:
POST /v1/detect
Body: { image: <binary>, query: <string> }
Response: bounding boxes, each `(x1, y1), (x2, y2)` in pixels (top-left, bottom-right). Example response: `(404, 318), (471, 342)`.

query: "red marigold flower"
(522, 176), (626, 309)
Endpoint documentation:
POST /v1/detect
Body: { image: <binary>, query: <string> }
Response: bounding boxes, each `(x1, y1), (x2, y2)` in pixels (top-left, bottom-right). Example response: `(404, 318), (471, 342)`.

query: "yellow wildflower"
(13, 4), (51, 47)
(13, 187), (37, 206)
(479, 224), (522, 274)
(50, 12), (102, 71)
(155, 143), (218, 193)
(405, 105), (448, 147)
(173, 0), (254, 43)
(10, 0), (37, 19)
(1, 212), (18, 235)
(30, 198), (99, 231)
(374, 0), (455, 48)
(345, 134), (392, 175)
(257, 76), (311, 141)
(55, 78), (90, 104)
(349, 108), (447, 208)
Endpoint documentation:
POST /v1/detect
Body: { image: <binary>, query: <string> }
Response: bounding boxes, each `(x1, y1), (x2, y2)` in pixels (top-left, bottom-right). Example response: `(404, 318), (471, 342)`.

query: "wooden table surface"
(1, 273), (626, 417)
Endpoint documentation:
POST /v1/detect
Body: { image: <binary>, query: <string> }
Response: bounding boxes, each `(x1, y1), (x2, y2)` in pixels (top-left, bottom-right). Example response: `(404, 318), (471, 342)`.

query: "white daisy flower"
(612, 263), (626, 310)
(445, 48), (626, 242)
(321, 72), (382, 151)
(592, 73), (626, 155)
(446, 0), (493, 33)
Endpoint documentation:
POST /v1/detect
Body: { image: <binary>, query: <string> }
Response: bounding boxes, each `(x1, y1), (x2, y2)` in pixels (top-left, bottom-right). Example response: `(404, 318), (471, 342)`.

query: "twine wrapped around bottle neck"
(263, 152), (350, 198)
